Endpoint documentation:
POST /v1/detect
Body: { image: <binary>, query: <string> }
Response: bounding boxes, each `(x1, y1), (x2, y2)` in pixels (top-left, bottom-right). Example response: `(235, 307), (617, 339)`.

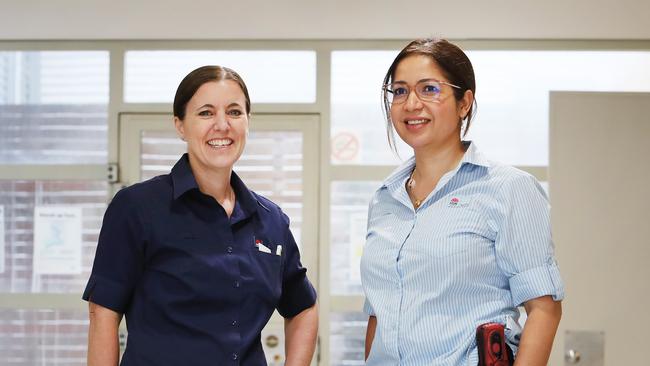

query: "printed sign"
(331, 132), (360, 162)
(33, 206), (83, 275)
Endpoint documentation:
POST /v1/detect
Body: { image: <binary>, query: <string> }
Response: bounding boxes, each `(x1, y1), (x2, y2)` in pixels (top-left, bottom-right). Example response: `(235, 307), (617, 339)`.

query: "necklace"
(406, 168), (426, 209)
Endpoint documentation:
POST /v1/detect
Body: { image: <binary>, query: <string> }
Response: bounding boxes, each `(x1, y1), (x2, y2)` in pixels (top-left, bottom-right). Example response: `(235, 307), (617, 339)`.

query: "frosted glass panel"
(0, 51), (109, 105)
(331, 50), (650, 166)
(330, 311), (367, 366)
(0, 180), (107, 293)
(124, 51), (316, 103)
(330, 181), (381, 295)
(0, 105), (108, 164)
(0, 309), (88, 365)
(0, 51), (109, 164)
(139, 130), (303, 246)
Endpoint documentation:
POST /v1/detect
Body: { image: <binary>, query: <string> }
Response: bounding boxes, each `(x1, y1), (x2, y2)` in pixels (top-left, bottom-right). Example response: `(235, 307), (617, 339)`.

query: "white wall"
(0, 0), (648, 40)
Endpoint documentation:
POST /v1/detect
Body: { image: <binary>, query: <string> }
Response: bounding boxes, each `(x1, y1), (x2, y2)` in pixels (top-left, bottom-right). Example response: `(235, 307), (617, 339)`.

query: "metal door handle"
(565, 349), (581, 363)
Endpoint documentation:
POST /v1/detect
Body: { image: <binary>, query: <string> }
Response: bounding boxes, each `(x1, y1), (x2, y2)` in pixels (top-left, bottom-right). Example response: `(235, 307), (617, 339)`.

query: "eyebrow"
(195, 102), (244, 111)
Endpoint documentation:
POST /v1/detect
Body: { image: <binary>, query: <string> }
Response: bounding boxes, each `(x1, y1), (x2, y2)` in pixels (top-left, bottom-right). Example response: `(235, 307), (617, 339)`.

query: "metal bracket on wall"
(107, 163), (119, 183)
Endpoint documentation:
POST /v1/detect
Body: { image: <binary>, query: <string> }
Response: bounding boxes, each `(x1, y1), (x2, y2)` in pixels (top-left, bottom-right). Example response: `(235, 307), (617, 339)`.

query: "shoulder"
(487, 163), (540, 189)
(111, 174), (173, 208)
(485, 164), (547, 204)
(250, 191), (290, 225)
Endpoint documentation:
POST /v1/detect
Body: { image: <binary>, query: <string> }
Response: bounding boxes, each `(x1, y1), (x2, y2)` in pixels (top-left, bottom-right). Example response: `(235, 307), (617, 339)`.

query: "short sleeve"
(494, 173), (565, 307)
(276, 213), (317, 318)
(82, 188), (146, 313)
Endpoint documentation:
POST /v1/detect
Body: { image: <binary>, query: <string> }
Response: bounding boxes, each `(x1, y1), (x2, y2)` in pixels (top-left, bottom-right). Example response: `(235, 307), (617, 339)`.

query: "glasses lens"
(387, 83), (409, 104)
(416, 80), (442, 101)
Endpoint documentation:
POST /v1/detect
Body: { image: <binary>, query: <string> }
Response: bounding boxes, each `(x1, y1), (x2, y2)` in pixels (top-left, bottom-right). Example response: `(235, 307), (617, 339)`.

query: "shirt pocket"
(248, 236), (283, 303)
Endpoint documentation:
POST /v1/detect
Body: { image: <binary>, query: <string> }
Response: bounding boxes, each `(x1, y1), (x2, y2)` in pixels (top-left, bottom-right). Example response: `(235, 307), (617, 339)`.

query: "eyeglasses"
(383, 79), (461, 105)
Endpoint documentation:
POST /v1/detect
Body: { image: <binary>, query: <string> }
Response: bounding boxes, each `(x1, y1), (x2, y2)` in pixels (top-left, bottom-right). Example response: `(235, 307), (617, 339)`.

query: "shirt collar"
(381, 141), (491, 189)
(170, 153), (259, 218)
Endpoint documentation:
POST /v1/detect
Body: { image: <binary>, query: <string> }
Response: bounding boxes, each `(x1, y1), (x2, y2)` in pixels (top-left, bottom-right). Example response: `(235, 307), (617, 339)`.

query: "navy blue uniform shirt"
(83, 154), (317, 365)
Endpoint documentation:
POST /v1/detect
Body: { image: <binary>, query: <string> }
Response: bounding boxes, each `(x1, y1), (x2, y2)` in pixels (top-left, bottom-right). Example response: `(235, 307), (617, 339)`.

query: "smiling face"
(390, 55), (472, 152)
(174, 80), (249, 175)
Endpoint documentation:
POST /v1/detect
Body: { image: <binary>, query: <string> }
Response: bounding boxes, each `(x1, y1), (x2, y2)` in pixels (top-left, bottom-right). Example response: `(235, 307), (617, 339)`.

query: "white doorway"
(549, 92), (650, 365)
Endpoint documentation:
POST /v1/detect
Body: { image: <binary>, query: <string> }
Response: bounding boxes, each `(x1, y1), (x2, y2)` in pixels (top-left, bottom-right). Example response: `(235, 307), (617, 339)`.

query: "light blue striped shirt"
(360, 142), (564, 366)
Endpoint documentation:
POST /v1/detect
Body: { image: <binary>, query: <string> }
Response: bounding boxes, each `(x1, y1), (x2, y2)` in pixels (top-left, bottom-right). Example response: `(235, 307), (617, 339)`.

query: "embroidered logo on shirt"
(448, 197), (469, 207)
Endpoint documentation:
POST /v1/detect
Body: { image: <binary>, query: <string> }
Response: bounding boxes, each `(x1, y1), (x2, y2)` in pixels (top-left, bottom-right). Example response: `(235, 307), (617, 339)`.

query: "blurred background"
(0, 1), (649, 365)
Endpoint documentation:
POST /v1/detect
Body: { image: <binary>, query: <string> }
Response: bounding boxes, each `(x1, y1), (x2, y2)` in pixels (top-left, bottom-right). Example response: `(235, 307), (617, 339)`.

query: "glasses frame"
(383, 78), (461, 105)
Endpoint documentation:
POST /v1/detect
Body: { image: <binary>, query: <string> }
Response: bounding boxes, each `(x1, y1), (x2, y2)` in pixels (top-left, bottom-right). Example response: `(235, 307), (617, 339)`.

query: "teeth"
(207, 138), (232, 147)
(406, 119), (428, 125)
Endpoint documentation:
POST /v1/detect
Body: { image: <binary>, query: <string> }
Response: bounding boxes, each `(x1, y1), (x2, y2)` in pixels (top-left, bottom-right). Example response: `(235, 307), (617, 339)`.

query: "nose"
(404, 89), (423, 111)
(212, 110), (230, 131)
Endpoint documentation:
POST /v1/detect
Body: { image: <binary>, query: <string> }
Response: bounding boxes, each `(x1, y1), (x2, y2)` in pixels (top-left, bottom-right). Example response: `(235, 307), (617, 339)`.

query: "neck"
(413, 140), (466, 181)
(188, 155), (234, 204)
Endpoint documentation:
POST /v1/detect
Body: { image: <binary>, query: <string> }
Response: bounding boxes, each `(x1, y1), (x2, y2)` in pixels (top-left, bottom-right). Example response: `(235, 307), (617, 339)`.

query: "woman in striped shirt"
(360, 38), (564, 366)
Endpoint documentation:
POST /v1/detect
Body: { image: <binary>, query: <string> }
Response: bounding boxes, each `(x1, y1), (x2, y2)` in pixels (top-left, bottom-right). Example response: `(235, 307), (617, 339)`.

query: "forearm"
(284, 303), (319, 366)
(87, 302), (122, 366)
(365, 316), (377, 360)
(514, 296), (562, 366)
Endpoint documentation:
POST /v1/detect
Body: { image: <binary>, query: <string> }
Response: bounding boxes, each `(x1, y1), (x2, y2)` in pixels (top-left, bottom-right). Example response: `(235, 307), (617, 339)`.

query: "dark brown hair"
(382, 38), (477, 150)
(173, 65), (251, 120)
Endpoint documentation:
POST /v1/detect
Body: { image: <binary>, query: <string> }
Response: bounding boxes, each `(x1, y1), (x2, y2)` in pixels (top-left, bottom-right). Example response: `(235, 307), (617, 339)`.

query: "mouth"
(207, 138), (233, 148)
(405, 118), (430, 125)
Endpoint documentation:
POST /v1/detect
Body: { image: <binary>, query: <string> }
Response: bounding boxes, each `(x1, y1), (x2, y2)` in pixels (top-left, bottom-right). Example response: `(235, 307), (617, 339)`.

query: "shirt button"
(231, 353), (238, 361)
(234, 280), (240, 288)
(227, 246), (233, 254)
(231, 320), (238, 326)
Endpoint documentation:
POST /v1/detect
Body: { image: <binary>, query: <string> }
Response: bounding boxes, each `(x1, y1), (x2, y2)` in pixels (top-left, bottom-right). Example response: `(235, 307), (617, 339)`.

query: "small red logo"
(450, 197), (459, 205)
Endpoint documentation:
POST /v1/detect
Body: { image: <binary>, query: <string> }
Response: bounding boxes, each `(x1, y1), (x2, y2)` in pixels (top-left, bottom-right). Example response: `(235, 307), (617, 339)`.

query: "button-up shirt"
(360, 142), (564, 366)
(83, 154), (317, 365)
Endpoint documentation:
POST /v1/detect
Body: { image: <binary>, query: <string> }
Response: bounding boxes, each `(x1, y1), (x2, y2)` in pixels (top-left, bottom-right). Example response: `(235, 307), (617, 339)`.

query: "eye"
(421, 83), (441, 95)
(392, 86), (408, 96)
(198, 110), (213, 117)
(228, 109), (243, 117)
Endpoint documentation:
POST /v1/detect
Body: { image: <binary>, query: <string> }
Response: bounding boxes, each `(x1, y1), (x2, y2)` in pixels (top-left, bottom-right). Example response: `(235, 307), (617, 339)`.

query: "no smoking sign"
(331, 132), (360, 162)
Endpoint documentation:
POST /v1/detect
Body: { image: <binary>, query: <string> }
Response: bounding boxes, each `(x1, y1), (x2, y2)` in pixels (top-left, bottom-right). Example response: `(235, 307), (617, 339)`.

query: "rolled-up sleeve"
(82, 189), (146, 313)
(363, 298), (376, 316)
(276, 214), (317, 318)
(494, 173), (565, 307)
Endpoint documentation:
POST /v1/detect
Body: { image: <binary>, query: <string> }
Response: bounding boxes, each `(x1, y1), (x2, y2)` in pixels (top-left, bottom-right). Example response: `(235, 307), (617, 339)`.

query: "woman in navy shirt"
(84, 66), (318, 365)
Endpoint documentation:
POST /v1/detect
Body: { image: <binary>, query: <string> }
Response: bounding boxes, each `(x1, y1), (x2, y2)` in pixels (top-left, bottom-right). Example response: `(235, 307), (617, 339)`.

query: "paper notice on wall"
(32, 206), (83, 275)
(0, 206), (5, 273)
(348, 212), (368, 282)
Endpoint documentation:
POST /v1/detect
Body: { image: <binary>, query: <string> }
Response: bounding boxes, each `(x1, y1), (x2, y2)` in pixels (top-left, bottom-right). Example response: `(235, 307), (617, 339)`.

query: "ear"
(458, 89), (474, 119)
(173, 116), (186, 141)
